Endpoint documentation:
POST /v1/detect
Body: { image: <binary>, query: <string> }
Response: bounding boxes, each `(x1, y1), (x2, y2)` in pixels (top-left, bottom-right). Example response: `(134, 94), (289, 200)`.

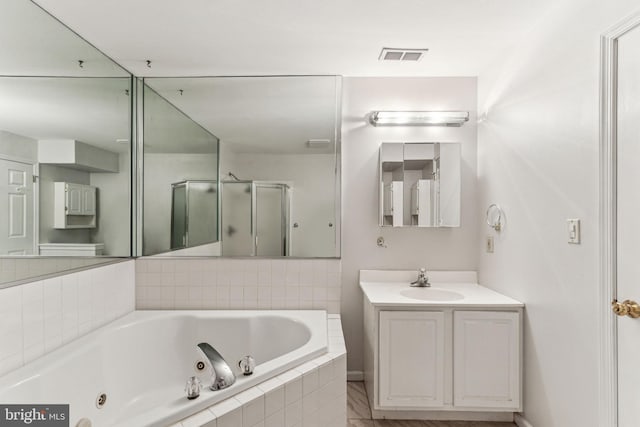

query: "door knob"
(612, 299), (640, 318)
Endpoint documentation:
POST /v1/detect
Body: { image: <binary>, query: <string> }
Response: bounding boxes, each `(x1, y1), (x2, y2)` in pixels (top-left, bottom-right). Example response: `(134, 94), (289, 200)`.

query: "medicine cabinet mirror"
(379, 142), (460, 228)
(0, 0), (132, 286)
(141, 76), (341, 258)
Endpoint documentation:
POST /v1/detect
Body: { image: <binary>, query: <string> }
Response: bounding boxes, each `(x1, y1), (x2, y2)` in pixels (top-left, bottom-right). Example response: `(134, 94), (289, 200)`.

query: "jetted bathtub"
(0, 310), (328, 427)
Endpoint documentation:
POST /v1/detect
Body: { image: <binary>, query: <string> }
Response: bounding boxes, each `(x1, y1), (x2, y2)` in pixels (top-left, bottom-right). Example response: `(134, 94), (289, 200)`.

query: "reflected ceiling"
(145, 77), (337, 154)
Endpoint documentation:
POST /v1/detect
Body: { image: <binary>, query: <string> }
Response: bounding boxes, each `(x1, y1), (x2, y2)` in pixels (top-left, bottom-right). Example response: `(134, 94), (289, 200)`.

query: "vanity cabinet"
(361, 270), (524, 421)
(379, 311), (445, 407)
(54, 182), (97, 229)
(453, 311), (520, 409)
(375, 308), (521, 413)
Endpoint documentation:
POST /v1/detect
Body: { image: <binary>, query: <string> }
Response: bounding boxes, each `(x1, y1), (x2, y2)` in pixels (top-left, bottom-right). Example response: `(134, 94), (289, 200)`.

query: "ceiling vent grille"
(379, 47), (428, 61)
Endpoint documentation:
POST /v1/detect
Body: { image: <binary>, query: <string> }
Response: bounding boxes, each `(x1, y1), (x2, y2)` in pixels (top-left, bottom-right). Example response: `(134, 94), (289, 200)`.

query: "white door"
(0, 158), (35, 255)
(614, 19), (640, 427)
(378, 311), (445, 408)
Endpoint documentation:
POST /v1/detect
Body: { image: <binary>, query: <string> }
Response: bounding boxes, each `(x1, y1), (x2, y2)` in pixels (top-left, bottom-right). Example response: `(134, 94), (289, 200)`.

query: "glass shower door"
(255, 184), (288, 256)
(221, 182), (254, 256)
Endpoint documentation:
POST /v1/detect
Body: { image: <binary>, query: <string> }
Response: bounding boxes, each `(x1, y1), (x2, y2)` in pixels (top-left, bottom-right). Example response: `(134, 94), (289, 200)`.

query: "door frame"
(599, 10), (640, 427)
(0, 154), (38, 255)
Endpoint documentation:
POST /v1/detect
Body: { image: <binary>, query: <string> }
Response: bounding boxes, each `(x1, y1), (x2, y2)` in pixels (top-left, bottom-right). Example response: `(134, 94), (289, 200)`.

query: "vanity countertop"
(359, 269), (524, 308)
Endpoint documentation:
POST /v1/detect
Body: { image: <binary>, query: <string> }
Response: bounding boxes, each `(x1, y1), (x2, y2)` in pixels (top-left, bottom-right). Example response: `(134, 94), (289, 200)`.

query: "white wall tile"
(265, 409), (284, 427)
(135, 259), (341, 313)
(210, 398), (242, 427)
(0, 260), (135, 377)
(260, 384), (284, 417)
(236, 388), (264, 426)
(181, 409), (216, 427)
(284, 398), (302, 427)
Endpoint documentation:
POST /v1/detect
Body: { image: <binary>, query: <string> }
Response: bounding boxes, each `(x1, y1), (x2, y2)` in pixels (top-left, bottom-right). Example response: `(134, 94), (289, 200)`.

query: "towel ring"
(486, 204), (504, 231)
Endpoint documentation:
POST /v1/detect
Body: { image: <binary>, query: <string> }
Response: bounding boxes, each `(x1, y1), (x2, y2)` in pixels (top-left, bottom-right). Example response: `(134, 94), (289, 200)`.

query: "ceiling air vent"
(379, 47), (428, 61)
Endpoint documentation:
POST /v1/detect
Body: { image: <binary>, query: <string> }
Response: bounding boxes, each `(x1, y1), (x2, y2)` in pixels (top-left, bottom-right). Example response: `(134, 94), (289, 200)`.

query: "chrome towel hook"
(486, 204), (504, 231)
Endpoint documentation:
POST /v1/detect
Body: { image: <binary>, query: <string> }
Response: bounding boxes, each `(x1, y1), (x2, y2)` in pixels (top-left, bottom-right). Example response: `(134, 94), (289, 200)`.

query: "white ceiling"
(31, 0), (556, 78)
(0, 0), (128, 77)
(1, 0), (559, 158)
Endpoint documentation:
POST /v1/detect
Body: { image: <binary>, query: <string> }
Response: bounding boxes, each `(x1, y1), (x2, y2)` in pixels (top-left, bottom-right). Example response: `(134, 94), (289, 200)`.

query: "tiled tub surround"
(136, 259), (342, 313)
(0, 310), (339, 427)
(172, 314), (347, 427)
(0, 260), (135, 377)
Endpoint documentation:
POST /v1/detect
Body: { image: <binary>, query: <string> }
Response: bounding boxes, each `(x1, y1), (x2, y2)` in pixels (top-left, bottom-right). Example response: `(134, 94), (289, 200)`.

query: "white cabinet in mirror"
(379, 142), (460, 228)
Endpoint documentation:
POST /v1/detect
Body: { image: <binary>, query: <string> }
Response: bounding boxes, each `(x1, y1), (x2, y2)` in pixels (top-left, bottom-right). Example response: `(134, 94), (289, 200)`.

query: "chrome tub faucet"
(197, 342), (236, 390)
(410, 268), (431, 287)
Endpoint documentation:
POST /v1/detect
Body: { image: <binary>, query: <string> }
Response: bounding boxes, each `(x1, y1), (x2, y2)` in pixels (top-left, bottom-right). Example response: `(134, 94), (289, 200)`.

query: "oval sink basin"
(400, 288), (465, 302)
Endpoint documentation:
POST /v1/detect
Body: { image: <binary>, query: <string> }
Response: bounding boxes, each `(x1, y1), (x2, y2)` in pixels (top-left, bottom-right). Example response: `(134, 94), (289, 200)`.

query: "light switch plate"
(567, 219), (581, 244)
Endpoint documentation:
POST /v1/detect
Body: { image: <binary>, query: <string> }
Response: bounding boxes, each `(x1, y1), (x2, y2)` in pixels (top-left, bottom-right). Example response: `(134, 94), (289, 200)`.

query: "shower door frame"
(220, 180), (291, 257)
(253, 182), (291, 257)
(170, 179), (219, 250)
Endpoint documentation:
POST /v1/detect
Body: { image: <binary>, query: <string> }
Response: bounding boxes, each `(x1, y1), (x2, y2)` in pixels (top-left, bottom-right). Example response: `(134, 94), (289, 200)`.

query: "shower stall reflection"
(221, 181), (291, 256)
(170, 180), (219, 251)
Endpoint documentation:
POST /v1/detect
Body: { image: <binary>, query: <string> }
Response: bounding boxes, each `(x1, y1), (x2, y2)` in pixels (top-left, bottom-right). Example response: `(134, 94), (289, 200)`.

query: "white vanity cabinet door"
(379, 311), (445, 408)
(453, 311), (521, 409)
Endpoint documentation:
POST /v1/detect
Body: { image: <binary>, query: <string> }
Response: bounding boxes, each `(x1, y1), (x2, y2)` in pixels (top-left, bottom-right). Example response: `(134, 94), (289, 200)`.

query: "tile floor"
(347, 382), (517, 427)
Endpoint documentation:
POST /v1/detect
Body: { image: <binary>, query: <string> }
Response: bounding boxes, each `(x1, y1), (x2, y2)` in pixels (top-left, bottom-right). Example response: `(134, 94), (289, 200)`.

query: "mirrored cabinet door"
(379, 142), (461, 228)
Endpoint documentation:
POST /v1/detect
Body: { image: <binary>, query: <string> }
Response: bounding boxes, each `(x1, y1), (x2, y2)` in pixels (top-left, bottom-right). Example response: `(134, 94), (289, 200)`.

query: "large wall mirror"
(141, 83), (220, 256)
(0, 0), (132, 285)
(141, 76), (341, 258)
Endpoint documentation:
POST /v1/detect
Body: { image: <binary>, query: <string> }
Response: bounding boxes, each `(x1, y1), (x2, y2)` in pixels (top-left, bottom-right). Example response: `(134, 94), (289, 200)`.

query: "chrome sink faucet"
(410, 268), (431, 287)
(197, 342), (236, 390)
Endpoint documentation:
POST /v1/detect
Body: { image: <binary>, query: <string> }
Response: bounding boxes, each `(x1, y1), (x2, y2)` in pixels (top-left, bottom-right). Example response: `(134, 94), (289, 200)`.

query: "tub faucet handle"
(239, 356), (255, 376)
(185, 376), (201, 400)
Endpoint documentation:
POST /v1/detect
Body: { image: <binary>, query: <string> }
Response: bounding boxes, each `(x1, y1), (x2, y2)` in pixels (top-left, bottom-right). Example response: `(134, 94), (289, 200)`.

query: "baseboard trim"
(515, 413), (533, 427)
(347, 370), (364, 381)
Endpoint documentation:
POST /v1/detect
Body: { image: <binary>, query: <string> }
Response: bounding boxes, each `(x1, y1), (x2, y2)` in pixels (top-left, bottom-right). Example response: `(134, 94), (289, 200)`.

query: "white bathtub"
(0, 310), (328, 427)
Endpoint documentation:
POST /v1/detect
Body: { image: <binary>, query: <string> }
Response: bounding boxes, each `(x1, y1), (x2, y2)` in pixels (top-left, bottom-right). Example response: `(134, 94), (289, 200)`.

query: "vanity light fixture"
(368, 111), (469, 127)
